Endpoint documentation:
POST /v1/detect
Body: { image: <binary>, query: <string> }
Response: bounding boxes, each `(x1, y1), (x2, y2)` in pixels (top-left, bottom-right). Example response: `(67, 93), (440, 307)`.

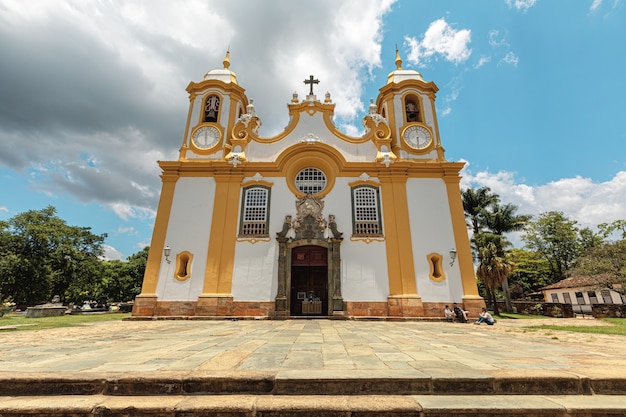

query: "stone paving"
(0, 317), (624, 378)
(2, 317), (626, 415)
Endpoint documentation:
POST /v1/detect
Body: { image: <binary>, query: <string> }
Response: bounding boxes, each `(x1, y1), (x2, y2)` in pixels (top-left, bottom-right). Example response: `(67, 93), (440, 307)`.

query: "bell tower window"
(404, 95), (421, 123)
(204, 95), (220, 123)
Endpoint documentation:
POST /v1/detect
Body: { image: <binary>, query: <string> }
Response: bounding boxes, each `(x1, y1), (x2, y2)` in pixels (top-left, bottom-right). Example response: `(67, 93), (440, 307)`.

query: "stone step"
(1, 394), (626, 416)
(1, 373), (626, 397)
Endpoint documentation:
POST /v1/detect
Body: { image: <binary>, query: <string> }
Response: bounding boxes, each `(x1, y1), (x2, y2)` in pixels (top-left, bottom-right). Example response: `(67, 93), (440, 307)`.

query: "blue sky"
(1, 0), (625, 259)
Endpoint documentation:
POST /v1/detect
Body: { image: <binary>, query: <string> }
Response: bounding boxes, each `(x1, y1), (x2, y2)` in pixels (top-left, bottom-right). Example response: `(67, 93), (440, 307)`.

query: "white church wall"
(231, 240), (279, 301)
(248, 113), (376, 163)
(156, 177), (215, 301)
(230, 178), (293, 301)
(406, 178), (465, 302)
(326, 177), (390, 301)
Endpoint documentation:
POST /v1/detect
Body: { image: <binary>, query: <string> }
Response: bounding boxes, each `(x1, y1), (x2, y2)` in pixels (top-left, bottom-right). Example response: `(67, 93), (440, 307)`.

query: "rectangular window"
(575, 292), (585, 305)
(551, 293), (559, 303)
(239, 186), (270, 236)
(588, 291), (598, 304)
(562, 292), (572, 304)
(601, 290), (613, 304)
(351, 186), (383, 236)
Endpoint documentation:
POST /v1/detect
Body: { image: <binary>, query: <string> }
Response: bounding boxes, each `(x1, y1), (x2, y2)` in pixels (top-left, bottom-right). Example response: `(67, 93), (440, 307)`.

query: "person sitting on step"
(453, 303), (469, 323)
(444, 305), (455, 322)
(474, 307), (495, 325)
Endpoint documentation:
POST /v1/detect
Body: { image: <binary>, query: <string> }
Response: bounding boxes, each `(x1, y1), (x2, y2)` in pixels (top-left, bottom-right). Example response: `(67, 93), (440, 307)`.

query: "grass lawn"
(0, 312), (132, 332)
(528, 318), (626, 336)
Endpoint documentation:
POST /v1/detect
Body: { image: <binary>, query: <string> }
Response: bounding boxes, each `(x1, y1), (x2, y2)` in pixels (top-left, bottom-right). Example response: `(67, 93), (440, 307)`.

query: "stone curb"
(1, 394), (626, 416)
(1, 374), (626, 396)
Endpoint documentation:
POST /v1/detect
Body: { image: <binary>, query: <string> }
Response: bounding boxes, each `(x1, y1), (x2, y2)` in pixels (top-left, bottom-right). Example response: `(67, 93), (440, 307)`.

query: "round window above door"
(294, 167), (327, 195)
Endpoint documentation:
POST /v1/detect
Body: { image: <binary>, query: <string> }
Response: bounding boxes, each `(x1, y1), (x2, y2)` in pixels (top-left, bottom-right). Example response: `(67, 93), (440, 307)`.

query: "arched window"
(351, 186), (382, 236)
(404, 95), (421, 123)
(204, 95), (220, 122)
(239, 185), (271, 236)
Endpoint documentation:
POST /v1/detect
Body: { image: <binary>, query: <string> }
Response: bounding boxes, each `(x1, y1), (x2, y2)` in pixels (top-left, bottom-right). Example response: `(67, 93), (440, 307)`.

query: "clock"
(402, 124), (432, 150)
(192, 125), (220, 149)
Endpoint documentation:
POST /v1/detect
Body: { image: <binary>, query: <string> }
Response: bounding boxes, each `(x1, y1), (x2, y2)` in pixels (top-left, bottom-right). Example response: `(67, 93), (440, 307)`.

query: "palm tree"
(475, 233), (513, 315)
(462, 187), (498, 308)
(461, 187), (498, 237)
(483, 203), (532, 312)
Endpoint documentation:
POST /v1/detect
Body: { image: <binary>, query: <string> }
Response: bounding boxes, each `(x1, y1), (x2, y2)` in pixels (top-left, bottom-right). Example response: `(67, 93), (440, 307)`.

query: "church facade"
(132, 51), (484, 319)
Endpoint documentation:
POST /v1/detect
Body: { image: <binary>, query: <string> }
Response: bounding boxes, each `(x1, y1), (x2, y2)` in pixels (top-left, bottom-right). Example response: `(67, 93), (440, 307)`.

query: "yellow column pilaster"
(201, 173), (243, 295)
(443, 170), (480, 298)
(137, 170), (179, 296)
(380, 174), (417, 295)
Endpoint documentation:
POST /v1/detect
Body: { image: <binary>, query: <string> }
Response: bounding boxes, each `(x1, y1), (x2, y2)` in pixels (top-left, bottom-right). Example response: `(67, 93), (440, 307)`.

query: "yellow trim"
(443, 168), (480, 297)
(137, 171), (179, 296)
(174, 251), (193, 282)
(350, 236), (385, 243)
(241, 179), (274, 188)
(348, 178), (381, 188)
(277, 143), (345, 198)
(202, 173), (244, 295)
(379, 174), (417, 295)
(427, 253), (446, 282)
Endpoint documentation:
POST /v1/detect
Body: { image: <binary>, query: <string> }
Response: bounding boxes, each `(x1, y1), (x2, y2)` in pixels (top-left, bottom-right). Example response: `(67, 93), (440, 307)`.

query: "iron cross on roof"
(303, 75), (319, 95)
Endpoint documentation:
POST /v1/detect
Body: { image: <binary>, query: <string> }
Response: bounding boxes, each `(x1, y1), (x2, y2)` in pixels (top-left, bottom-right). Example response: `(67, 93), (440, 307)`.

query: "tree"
(482, 203), (532, 311)
(461, 187), (531, 313)
(475, 232), (513, 315)
(522, 211), (583, 284)
(569, 241), (626, 297)
(0, 206), (106, 305)
(507, 248), (552, 299)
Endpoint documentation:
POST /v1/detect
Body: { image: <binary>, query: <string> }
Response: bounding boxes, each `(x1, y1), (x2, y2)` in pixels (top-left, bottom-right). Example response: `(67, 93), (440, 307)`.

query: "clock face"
(403, 125), (432, 150)
(192, 126), (220, 149)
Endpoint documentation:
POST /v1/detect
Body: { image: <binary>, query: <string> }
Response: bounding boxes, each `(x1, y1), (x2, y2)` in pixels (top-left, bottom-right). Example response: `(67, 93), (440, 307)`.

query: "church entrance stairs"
(1, 319), (625, 415)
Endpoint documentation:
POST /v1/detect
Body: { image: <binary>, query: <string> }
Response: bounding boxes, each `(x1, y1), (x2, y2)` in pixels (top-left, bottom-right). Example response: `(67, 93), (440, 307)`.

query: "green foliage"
(569, 240), (626, 296)
(522, 211), (584, 283)
(462, 187), (531, 313)
(507, 248), (552, 299)
(0, 206), (147, 306)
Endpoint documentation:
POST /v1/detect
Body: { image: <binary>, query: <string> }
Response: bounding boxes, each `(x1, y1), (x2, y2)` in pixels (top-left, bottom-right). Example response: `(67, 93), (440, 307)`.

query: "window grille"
(295, 168), (326, 194)
(352, 186), (382, 235)
(240, 186), (269, 236)
(551, 293), (559, 303)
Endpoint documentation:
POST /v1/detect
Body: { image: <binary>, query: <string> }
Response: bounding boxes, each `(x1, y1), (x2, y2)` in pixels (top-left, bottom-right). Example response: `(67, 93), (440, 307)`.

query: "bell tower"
(376, 48), (445, 161)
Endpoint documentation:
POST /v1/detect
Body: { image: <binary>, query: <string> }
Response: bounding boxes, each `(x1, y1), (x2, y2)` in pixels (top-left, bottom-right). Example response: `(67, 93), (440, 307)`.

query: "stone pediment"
(276, 195), (343, 242)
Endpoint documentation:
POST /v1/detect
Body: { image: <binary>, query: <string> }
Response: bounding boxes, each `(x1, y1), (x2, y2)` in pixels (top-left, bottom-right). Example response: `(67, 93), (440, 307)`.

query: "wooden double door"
(290, 245), (328, 316)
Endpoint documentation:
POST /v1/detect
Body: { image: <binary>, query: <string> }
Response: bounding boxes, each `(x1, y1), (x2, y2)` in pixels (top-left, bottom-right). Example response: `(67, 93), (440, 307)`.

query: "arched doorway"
(290, 245), (328, 316)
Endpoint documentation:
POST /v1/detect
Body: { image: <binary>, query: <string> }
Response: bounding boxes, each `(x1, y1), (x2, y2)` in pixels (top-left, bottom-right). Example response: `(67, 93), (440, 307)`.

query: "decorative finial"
(369, 98), (377, 114)
(223, 50), (231, 69)
(395, 45), (403, 70)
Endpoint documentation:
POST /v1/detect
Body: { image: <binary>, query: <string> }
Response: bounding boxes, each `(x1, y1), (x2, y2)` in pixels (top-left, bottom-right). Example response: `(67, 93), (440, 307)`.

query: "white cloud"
(405, 18), (472, 66)
(506, 0), (538, 12)
(498, 51), (519, 67)
(461, 165), (626, 247)
(475, 55), (491, 69)
(590, 0), (603, 12)
(103, 244), (124, 261)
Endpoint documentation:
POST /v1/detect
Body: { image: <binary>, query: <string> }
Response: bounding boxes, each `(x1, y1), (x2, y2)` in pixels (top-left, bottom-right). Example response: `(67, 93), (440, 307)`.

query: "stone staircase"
(1, 372), (626, 416)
